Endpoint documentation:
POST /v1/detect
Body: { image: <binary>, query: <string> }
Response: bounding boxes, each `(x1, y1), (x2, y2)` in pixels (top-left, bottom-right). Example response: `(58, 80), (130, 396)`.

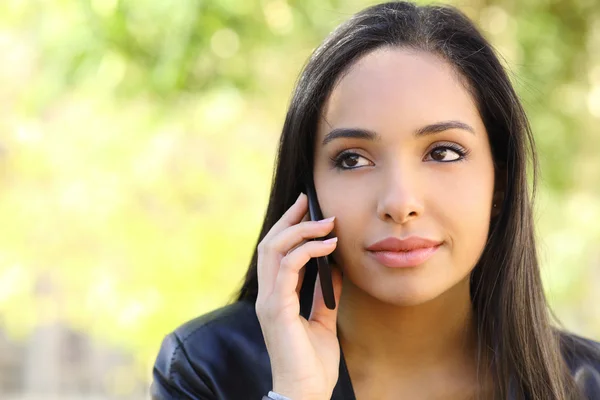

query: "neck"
(336, 275), (477, 373)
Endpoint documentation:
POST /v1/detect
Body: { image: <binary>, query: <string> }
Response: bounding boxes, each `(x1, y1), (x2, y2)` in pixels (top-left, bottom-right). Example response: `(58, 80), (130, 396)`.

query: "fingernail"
(296, 192), (305, 202)
(323, 237), (338, 244)
(318, 216), (335, 223)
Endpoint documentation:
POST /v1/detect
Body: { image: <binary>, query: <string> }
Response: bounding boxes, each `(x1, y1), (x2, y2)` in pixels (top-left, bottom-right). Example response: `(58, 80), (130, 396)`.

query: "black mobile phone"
(304, 182), (336, 310)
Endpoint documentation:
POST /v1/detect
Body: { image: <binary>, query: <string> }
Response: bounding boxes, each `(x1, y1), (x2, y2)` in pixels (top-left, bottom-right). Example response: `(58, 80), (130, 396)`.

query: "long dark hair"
(230, 2), (585, 398)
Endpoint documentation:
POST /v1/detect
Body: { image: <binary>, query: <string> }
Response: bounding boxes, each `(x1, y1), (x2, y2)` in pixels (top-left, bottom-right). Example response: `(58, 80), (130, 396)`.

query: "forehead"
(318, 47), (482, 136)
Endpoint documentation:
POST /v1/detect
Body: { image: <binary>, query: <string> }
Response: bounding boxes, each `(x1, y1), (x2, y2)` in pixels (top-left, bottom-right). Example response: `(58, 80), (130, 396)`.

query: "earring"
(493, 203), (497, 208)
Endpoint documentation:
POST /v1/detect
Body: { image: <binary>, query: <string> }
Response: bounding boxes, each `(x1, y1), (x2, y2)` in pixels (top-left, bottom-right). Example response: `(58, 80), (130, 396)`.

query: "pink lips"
(366, 236), (443, 268)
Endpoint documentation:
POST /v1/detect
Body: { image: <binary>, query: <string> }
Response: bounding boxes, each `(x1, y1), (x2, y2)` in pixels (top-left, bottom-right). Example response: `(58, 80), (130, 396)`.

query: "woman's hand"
(255, 192), (344, 400)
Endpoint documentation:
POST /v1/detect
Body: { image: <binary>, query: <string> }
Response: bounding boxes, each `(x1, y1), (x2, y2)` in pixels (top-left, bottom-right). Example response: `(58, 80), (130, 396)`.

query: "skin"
(256, 46), (500, 400)
(311, 47), (498, 398)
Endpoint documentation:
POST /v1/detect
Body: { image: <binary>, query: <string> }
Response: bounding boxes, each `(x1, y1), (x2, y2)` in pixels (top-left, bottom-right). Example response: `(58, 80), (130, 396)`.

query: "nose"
(376, 164), (425, 224)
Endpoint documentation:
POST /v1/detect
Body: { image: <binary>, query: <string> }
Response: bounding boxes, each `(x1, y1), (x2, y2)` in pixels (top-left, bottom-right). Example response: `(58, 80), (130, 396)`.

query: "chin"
(348, 275), (445, 307)
(373, 282), (445, 307)
(373, 268), (474, 308)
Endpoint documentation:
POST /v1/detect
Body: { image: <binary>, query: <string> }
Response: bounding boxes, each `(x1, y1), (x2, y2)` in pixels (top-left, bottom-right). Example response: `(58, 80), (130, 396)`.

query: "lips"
(366, 236), (443, 252)
(366, 236), (443, 268)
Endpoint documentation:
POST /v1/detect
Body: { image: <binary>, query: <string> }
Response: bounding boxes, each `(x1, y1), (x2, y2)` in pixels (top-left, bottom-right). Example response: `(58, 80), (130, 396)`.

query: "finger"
(257, 194), (306, 302)
(276, 216), (335, 256)
(301, 211), (310, 222)
(271, 239), (338, 309)
(286, 212), (310, 256)
(309, 263), (343, 333)
(262, 193), (307, 244)
(259, 217), (335, 297)
(293, 212), (310, 296)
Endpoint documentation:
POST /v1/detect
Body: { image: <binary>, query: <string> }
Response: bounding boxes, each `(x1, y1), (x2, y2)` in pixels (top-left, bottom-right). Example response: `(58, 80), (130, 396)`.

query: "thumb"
(308, 264), (343, 332)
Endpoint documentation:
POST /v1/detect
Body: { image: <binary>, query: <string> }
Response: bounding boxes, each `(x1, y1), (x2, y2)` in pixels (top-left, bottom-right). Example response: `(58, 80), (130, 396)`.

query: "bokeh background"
(0, 0), (599, 398)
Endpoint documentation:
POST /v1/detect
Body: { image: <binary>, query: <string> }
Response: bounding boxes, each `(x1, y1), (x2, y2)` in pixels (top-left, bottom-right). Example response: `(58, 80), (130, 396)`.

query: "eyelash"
(329, 143), (470, 170)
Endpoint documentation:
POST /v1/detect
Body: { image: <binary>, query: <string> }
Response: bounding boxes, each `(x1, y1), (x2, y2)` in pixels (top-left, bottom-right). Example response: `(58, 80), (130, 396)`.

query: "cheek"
(317, 176), (369, 217)
(434, 167), (494, 262)
(321, 194), (368, 239)
(434, 157), (494, 213)
(441, 178), (493, 218)
(316, 184), (370, 259)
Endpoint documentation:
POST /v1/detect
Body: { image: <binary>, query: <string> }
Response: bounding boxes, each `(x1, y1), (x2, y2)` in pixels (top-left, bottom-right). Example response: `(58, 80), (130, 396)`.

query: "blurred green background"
(0, 0), (599, 397)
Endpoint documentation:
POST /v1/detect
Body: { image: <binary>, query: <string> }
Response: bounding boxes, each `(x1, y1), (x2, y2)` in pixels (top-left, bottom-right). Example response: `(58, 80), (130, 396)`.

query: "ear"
(491, 164), (507, 218)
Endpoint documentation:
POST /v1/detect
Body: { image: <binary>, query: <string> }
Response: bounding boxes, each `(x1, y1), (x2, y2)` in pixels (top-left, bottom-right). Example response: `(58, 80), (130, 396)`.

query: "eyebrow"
(321, 120), (475, 146)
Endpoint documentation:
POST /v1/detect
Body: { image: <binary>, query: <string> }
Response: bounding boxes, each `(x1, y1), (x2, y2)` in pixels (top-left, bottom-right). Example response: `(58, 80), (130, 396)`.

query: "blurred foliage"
(0, 0), (599, 387)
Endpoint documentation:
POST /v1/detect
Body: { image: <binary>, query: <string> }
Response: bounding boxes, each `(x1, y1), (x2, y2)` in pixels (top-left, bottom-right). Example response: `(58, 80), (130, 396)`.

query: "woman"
(151, 1), (600, 399)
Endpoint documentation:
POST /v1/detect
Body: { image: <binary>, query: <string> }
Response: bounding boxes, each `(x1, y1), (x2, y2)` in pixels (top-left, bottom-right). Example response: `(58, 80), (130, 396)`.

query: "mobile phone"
(304, 182), (336, 310)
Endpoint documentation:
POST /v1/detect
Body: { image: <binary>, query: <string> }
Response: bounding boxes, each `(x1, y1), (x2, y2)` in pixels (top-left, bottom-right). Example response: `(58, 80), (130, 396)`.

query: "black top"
(151, 300), (600, 399)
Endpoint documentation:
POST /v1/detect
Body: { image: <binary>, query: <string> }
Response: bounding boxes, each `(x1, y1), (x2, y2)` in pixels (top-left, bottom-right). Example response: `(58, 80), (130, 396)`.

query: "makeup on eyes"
(329, 141), (471, 170)
(424, 141), (470, 162)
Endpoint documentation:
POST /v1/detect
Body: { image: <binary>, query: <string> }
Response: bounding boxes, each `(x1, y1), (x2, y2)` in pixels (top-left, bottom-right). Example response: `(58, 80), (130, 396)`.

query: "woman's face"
(313, 47), (496, 306)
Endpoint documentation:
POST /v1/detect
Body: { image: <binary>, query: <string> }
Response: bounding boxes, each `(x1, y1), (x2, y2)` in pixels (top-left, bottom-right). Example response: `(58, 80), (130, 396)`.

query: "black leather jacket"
(151, 301), (600, 399)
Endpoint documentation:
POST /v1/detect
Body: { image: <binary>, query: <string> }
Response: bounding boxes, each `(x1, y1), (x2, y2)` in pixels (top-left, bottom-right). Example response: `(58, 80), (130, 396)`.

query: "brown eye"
(426, 145), (465, 162)
(331, 151), (371, 170)
(342, 154), (360, 167)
